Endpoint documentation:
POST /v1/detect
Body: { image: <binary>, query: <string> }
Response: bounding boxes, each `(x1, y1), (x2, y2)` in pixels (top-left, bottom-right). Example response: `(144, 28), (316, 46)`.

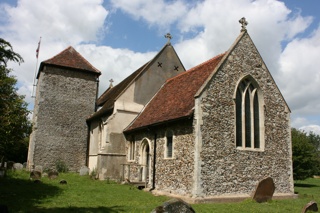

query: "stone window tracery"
(235, 76), (264, 150)
(165, 130), (174, 158)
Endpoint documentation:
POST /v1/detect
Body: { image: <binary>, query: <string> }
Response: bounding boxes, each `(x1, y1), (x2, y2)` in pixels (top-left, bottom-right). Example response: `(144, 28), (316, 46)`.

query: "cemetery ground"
(0, 170), (319, 212)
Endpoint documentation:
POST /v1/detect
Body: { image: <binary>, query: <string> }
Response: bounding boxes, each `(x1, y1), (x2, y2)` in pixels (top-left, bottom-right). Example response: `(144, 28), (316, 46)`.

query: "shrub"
(55, 160), (68, 173)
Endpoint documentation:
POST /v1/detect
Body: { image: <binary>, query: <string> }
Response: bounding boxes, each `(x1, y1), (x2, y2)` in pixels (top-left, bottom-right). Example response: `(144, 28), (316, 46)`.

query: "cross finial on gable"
(239, 17), (248, 32)
(109, 79), (114, 88)
(165, 33), (172, 44)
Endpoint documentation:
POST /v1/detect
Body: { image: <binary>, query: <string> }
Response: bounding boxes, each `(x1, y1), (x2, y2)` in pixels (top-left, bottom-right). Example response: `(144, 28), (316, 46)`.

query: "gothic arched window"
(235, 76), (264, 150)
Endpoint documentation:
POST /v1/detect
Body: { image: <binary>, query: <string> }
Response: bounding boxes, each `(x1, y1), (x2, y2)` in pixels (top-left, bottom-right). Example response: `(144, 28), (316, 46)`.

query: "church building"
(28, 18), (295, 202)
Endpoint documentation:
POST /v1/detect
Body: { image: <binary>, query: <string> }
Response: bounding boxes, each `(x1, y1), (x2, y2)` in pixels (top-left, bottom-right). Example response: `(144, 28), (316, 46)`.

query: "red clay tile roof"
(38, 46), (101, 78)
(125, 53), (226, 132)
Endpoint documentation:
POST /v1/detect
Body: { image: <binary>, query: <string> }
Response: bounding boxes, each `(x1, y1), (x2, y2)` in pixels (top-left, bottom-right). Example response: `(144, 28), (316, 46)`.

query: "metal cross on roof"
(109, 79), (114, 87)
(165, 33), (172, 44)
(239, 17), (248, 32)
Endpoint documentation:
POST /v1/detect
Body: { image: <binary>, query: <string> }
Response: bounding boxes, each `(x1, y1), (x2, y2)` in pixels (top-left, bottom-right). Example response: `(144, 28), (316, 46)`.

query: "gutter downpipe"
(150, 132), (157, 191)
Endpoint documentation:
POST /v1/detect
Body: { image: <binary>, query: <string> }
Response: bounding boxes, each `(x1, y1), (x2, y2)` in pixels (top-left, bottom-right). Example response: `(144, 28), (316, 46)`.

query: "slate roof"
(38, 46), (101, 78)
(125, 53), (226, 132)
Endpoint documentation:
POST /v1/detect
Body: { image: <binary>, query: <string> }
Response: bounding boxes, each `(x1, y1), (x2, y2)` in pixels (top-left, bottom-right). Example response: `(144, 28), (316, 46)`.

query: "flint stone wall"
(29, 66), (97, 171)
(198, 33), (293, 196)
(126, 120), (195, 195)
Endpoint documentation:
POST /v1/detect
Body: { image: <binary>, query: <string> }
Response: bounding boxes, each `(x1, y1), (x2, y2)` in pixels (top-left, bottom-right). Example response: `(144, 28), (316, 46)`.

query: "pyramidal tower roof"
(38, 46), (101, 77)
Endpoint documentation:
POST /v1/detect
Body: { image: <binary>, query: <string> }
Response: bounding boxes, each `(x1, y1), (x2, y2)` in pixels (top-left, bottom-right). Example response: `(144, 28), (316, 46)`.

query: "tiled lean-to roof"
(125, 53), (226, 132)
(38, 46), (101, 78)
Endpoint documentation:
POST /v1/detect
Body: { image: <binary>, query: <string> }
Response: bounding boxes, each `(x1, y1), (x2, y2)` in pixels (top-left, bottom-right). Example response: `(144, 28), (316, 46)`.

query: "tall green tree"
(0, 38), (31, 163)
(292, 128), (320, 180)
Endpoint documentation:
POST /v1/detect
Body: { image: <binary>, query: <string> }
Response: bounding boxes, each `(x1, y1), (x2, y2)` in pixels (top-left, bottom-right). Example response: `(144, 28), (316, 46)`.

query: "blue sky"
(1, 0), (320, 134)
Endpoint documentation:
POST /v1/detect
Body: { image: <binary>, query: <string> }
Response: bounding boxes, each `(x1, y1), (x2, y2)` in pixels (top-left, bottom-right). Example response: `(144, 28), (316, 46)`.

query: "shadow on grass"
(294, 183), (318, 188)
(31, 206), (124, 212)
(0, 172), (62, 212)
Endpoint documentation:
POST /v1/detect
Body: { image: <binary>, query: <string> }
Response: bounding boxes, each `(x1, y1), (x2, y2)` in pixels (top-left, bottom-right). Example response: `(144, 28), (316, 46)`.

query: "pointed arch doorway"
(140, 139), (151, 183)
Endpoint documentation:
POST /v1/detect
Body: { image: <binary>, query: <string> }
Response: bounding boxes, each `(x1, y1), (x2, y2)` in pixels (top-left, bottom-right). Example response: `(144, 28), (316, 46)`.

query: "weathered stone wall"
(29, 66), (98, 171)
(125, 120), (195, 196)
(198, 32), (293, 196)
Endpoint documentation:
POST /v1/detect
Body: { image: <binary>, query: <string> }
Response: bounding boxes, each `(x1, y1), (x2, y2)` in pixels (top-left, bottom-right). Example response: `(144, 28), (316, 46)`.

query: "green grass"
(0, 170), (168, 212)
(0, 170), (319, 212)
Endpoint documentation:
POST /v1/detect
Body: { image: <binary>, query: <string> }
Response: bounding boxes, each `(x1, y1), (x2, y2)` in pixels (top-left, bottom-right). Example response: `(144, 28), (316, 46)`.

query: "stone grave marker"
(252, 177), (275, 203)
(30, 170), (42, 180)
(151, 198), (196, 213)
(13, 163), (23, 170)
(48, 170), (59, 180)
(35, 165), (43, 173)
(302, 201), (318, 213)
(79, 166), (89, 176)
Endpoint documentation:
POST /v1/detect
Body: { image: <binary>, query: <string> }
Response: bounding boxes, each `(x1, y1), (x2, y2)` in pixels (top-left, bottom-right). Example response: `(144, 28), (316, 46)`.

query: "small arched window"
(165, 130), (174, 158)
(235, 76), (264, 150)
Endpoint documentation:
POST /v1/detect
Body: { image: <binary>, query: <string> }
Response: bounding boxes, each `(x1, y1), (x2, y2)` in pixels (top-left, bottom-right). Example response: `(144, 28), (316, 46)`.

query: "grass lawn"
(0, 170), (319, 212)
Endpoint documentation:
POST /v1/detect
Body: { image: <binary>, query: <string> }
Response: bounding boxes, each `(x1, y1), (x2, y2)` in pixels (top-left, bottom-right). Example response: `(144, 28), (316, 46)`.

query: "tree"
(0, 38), (31, 163)
(292, 128), (320, 180)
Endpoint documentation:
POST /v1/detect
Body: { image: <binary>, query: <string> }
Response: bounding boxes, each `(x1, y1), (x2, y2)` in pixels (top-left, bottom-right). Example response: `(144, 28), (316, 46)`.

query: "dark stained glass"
(245, 89), (251, 147)
(254, 92), (260, 148)
(236, 89), (242, 147)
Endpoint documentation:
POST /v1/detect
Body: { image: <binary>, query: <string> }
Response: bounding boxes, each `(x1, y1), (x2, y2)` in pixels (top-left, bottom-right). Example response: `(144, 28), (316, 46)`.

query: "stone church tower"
(27, 46), (101, 171)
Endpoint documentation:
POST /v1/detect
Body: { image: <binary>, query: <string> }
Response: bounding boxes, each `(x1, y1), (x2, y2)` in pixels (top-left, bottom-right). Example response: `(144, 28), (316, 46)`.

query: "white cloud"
(76, 44), (155, 94)
(110, 0), (189, 30)
(299, 125), (320, 136)
(279, 26), (320, 117)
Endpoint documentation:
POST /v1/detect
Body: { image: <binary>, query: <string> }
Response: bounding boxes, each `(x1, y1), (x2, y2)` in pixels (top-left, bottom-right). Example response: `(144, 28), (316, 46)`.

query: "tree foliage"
(292, 128), (320, 180)
(0, 38), (31, 163)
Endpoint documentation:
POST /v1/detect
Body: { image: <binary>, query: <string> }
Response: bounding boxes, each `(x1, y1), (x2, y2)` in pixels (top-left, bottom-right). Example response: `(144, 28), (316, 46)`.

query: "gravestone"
(35, 165), (43, 173)
(30, 170), (42, 180)
(302, 201), (318, 213)
(151, 198), (196, 213)
(13, 163), (23, 170)
(252, 177), (275, 203)
(23, 162), (27, 168)
(79, 166), (89, 176)
(48, 170), (59, 180)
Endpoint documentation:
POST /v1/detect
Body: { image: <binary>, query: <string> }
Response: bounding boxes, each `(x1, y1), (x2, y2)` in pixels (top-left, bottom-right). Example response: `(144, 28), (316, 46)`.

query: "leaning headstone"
(13, 163), (23, 171)
(48, 170), (59, 180)
(302, 201), (318, 213)
(34, 165), (43, 173)
(151, 198), (196, 213)
(30, 170), (42, 180)
(79, 166), (89, 176)
(23, 162), (27, 169)
(252, 177), (275, 203)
